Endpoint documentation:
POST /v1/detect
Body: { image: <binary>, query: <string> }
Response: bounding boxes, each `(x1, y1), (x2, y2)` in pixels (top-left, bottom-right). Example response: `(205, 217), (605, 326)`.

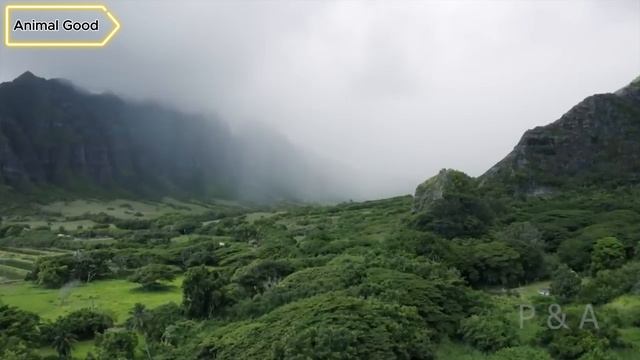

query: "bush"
(0, 305), (40, 343)
(490, 346), (552, 360)
(113, 219), (152, 230)
(538, 306), (624, 360)
(95, 329), (138, 360)
(48, 308), (114, 341)
(580, 262), (640, 304)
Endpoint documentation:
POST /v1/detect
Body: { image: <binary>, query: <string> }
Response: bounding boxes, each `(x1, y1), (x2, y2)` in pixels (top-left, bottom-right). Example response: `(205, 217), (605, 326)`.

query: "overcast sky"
(1, 0), (639, 198)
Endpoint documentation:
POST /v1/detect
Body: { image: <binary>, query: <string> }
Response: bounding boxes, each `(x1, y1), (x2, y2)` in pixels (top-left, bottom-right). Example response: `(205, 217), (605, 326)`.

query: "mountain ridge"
(413, 77), (640, 211)
(0, 72), (351, 203)
(479, 77), (640, 193)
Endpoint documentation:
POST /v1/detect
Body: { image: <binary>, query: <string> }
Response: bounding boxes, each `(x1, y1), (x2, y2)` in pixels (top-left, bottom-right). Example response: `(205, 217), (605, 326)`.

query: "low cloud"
(1, 0), (638, 198)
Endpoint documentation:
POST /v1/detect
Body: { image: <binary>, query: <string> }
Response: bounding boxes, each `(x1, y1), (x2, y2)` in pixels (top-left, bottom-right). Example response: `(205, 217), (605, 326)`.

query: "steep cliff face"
(0, 72), (357, 202)
(480, 77), (640, 193)
(0, 72), (237, 198)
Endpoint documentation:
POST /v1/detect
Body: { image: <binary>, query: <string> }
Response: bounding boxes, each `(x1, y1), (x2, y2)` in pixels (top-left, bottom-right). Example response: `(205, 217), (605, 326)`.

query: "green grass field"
(1, 268), (183, 358)
(0, 214), (187, 358)
(514, 280), (551, 300)
(0, 263), (29, 280)
(0, 247), (69, 283)
(3, 197), (245, 233)
(41, 199), (199, 218)
(0, 277), (183, 322)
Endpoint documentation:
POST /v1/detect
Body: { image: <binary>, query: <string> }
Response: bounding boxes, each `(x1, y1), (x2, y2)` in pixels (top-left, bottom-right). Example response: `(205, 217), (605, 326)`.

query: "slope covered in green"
(1, 187), (639, 359)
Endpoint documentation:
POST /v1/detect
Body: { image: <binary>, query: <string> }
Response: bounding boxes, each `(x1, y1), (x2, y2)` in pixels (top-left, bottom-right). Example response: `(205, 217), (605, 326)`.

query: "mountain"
(480, 77), (640, 194)
(413, 77), (640, 212)
(0, 72), (351, 202)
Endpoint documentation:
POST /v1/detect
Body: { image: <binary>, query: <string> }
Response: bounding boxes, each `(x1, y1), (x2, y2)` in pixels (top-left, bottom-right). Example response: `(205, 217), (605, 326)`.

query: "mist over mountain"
(2, 1), (637, 200)
(0, 72), (356, 203)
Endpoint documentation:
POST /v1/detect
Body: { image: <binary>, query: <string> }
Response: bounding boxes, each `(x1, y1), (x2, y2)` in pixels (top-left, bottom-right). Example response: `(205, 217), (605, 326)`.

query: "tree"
(72, 250), (111, 283)
(52, 330), (76, 359)
(274, 326), (360, 359)
(0, 304), (40, 342)
(28, 251), (112, 288)
(179, 243), (217, 268)
(459, 312), (518, 352)
(550, 264), (582, 304)
(496, 222), (547, 282)
(127, 303), (146, 327)
(136, 302), (183, 342)
(175, 219), (200, 235)
(128, 303), (152, 360)
(231, 223), (259, 242)
(455, 241), (524, 287)
(30, 256), (73, 288)
(591, 237), (625, 274)
(558, 238), (593, 273)
(267, 294), (433, 360)
(161, 320), (196, 347)
(0, 335), (41, 360)
(182, 266), (228, 319)
(129, 264), (178, 289)
(232, 260), (295, 295)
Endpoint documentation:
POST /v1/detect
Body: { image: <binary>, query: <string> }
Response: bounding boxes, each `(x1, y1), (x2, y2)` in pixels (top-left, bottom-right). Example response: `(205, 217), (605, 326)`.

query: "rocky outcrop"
(479, 77), (640, 193)
(413, 169), (475, 212)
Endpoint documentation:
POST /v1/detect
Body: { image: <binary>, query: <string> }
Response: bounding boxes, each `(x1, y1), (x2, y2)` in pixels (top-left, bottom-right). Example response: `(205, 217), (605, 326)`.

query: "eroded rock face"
(480, 77), (640, 193)
(0, 126), (25, 182)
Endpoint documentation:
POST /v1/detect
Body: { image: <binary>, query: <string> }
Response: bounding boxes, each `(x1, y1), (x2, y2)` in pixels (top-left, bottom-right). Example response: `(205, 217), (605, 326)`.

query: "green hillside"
(1, 187), (640, 359)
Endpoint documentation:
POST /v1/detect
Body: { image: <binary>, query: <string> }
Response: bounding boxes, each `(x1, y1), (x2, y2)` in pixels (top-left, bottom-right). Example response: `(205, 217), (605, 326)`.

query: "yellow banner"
(5, 4), (120, 47)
